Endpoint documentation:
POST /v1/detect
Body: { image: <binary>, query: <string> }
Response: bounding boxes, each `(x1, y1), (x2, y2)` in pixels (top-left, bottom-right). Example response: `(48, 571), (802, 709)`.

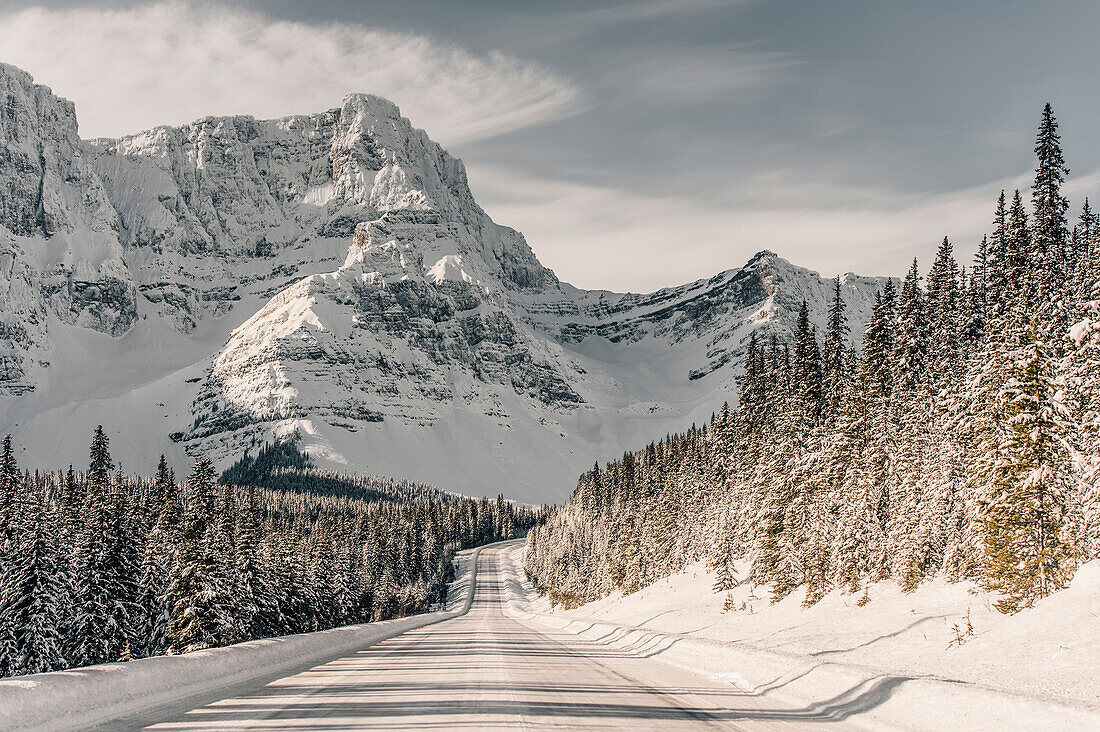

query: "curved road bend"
(120, 543), (859, 730)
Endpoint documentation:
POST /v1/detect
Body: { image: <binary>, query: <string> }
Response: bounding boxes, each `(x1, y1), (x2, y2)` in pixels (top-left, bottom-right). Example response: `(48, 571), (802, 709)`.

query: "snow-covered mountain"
(0, 63), (888, 503)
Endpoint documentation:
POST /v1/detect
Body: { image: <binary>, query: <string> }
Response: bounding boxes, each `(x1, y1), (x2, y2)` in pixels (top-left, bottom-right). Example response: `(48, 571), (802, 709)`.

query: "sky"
(1, 0), (1098, 292)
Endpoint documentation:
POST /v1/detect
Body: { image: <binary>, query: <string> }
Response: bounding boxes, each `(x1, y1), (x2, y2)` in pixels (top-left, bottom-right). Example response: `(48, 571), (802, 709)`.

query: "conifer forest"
(3, 8), (1100, 726)
(526, 105), (1100, 615)
(0, 430), (541, 677)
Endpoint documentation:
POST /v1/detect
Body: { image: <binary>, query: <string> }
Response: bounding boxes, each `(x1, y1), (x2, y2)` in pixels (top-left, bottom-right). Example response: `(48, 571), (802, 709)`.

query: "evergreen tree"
(102, 469), (140, 661)
(1069, 197), (1094, 278)
(893, 259), (928, 394)
(70, 427), (117, 667)
(0, 437), (22, 676)
(166, 459), (235, 654)
(792, 300), (824, 428)
(135, 457), (178, 657)
(823, 277), (849, 416)
(977, 322), (1076, 611)
(234, 484), (265, 640)
(1031, 103), (1070, 282)
(988, 191), (1010, 310)
(1007, 190), (1033, 306)
(7, 488), (65, 674)
(1066, 276), (1100, 558)
(926, 238), (962, 381)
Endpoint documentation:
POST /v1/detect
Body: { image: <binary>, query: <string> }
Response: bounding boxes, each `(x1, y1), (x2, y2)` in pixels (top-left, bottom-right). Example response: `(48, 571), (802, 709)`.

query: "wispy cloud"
(573, 0), (742, 26)
(0, 2), (583, 142)
(467, 164), (1099, 293)
(602, 45), (798, 101)
(510, 0), (746, 50)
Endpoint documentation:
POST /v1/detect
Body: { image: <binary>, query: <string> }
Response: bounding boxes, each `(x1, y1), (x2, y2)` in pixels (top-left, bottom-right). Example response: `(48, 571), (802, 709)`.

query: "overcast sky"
(2, 0), (1098, 291)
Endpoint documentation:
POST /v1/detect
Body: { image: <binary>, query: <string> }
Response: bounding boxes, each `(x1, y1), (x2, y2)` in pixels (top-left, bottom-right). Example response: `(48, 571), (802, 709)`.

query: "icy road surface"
(117, 543), (841, 730)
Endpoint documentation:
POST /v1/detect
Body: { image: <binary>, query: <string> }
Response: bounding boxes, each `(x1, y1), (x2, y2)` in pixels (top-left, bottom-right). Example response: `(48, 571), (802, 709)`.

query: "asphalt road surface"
(122, 543), (849, 730)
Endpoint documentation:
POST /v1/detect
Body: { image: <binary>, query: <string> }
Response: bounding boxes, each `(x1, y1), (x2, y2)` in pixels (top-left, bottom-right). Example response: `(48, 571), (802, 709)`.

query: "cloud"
(467, 164), (1093, 293)
(602, 45), (798, 101)
(505, 0), (747, 50)
(573, 0), (741, 26)
(0, 2), (583, 142)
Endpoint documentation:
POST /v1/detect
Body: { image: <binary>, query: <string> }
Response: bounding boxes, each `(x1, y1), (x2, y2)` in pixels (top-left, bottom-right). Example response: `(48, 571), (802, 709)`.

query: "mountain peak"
(341, 92), (403, 118)
(746, 249), (793, 268)
(0, 60), (33, 85)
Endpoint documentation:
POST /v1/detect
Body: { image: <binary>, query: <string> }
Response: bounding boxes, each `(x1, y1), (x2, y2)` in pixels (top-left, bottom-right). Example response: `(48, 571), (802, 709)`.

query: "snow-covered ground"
(504, 544), (1100, 730)
(0, 545), (485, 732)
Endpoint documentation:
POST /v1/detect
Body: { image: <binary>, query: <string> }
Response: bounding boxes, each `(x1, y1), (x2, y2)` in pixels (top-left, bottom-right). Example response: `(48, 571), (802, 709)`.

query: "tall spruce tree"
(166, 459), (235, 654)
(7, 487), (65, 674)
(1031, 103), (1070, 283)
(988, 191), (1010, 311)
(823, 277), (849, 417)
(135, 457), (177, 657)
(1007, 190), (1033, 307)
(977, 322), (1076, 611)
(926, 237), (962, 381)
(0, 437), (22, 675)
(70, 426), (117, 667)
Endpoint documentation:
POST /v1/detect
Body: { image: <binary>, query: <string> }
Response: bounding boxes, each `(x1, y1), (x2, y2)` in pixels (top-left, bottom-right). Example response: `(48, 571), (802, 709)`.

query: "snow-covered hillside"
(508, 545), (1100, 729)
(0, 62), (888, 502)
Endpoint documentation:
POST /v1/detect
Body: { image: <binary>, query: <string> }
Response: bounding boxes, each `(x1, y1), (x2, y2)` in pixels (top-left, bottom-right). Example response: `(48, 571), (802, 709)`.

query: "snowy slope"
(506, 545), (1100, 730)
(0, 62), (889, 502)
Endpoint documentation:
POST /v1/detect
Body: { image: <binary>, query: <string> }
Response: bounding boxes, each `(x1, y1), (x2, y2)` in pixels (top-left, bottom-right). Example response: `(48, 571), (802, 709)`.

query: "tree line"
(0, 428), (542, 677)
(526, 104), (1100, 614)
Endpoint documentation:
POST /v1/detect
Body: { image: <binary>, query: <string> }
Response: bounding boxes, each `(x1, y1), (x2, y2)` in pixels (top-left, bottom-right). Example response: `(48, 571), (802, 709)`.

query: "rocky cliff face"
(0, 63), (136, 394)
(0, 63), (889, 502)
(84, 93), (551, 333)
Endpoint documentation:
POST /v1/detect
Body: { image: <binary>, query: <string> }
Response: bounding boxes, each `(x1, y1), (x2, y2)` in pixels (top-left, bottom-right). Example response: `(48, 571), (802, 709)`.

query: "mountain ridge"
(0, 63), (890, 501)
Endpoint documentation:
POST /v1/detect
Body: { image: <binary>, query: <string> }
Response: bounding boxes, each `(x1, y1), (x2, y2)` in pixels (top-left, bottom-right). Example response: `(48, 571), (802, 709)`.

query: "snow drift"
(502, 544), (1100, 731)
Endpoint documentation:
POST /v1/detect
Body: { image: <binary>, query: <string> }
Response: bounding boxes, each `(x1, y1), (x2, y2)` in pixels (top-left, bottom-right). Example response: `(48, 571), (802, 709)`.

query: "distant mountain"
(0, 62), (889, 502)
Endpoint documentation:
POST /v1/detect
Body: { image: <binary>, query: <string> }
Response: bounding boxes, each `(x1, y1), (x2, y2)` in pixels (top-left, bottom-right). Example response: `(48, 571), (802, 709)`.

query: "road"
(123, 543), (841, 730)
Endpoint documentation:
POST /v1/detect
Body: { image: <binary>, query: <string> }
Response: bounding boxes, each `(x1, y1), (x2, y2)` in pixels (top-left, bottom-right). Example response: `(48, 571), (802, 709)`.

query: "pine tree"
(1069, 198), (1093, 278)
(710, 501), (738, 594)
(1066, 275), (1100, 559)
(234, 484), (267, 640)
(0, 435), (15, 530)
(1031, 103), (1070, 283)
(988, 191), (1010, 311)
(0, 437), (22, 676)
(102, 469), (140, 661)
(926, 238), (962, 382)
(134, 458), (177, 657)
(972, 235), (990, 321)
(823, 277), (849, 417)
(88, 426), (112, 495)
(977, 322), (1076, 612)
(166, 459), (235, 654)
(1007, 190), (1033, 308)
(893, 259), (928, 394)
(792, 300), (824, 429)
(70, 427), (117, 667)
(962, 260), (987, 353)
(1078, 198), (1099, 280)
(7, 487), (65, 674)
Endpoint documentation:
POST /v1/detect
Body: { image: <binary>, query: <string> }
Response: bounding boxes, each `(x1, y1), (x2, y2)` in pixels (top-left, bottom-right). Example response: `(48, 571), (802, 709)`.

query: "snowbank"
(0, 544), (487, 732)
(502, 544), (1100, 731)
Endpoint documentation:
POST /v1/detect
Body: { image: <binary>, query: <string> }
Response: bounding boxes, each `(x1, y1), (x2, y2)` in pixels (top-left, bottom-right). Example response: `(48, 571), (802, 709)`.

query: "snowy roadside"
(0, 544), (488, 732)
(501, 543), (1100, 731)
